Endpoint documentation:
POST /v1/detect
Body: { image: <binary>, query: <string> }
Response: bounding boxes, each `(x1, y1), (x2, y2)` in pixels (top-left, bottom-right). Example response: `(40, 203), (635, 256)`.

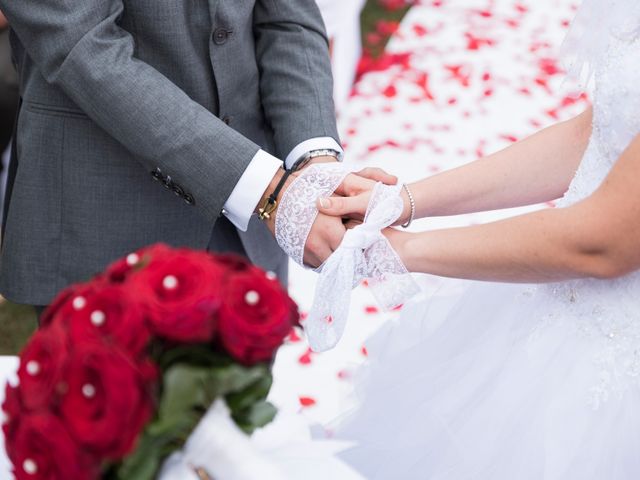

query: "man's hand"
(258, 166), (346, 268)
(303, 213), (347, 268)
(0, 11), (8, 30)
(259, 162), (399, 268)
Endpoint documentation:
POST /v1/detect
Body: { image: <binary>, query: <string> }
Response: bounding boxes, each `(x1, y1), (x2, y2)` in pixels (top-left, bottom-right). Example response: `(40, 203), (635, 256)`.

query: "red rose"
(218, 266), (299, 365)
(130, 249), (225, 343)
(104, 243), (173, 283)
(59, 342), (156, 460)
(6, 411), (97, 480)
(2, 384), (22, 455)
(216, 253), (253, 272)
(49, 283), (151, 357)
(16, 324), (68, 412)
(40, 284), (82, 327)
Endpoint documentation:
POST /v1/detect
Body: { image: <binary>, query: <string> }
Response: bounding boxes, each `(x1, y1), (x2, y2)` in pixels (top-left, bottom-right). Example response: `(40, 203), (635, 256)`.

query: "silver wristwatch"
(291, 148), (341, 172)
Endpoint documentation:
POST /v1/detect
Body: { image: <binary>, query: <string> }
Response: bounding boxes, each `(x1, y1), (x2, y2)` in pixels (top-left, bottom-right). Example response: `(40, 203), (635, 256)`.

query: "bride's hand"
(317, 167), (399, 221)
(318, 178), (413, 226)
(317, 192), (371, 222)
(335, 167), (398, 198)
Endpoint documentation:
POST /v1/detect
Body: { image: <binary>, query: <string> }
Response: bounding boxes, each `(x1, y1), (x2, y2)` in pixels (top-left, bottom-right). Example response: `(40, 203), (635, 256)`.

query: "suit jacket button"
(172, 184), (185, 197)
(184, 193), (195, 205)
(151, 168), (163, 181)
(223, 116), (231, 125)
(213, 28), (231, 45)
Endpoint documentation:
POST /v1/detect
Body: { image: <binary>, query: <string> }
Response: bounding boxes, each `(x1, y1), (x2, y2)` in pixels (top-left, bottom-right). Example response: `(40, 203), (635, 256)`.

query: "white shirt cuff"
(284, 137), (344, 170)
(222, 150), (282, 231)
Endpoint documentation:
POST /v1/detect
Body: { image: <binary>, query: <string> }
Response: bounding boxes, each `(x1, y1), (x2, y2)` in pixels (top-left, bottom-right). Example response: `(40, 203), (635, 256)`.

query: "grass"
(0, 0), (414, 355)
(0, 299), (37, 355)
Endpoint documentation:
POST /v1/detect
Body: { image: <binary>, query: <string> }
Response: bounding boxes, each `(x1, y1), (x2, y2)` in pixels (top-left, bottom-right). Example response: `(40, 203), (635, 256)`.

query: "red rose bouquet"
(2, 244), (299, 480)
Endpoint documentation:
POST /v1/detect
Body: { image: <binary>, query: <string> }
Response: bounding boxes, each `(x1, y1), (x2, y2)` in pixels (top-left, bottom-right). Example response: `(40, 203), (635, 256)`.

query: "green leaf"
(224, 368), (274, 433)
(225, 374), (272, 412)
(156, 344), (232, 371)
(205, 363), (271, 398)
(158, 363), (271, 422)
(232, 400), (278, 434)
(114, 431), (164, 480)
(158, 365), (210, 420)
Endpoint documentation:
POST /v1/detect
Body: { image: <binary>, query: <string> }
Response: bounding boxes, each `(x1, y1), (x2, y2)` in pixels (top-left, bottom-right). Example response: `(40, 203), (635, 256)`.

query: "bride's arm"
(318, 107), (592, 222)
(408, 106), (592, 219)
(388, 132), (640, 283)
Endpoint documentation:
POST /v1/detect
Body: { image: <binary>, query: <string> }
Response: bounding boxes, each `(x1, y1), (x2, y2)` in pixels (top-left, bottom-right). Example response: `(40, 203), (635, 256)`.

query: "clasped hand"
(261, 158), (399, 268)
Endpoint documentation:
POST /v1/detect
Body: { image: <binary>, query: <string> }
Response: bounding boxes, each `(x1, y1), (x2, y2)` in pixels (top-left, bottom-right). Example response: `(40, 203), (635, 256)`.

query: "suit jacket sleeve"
(253, 0), (341, 161)
(0, 0), (261, 223)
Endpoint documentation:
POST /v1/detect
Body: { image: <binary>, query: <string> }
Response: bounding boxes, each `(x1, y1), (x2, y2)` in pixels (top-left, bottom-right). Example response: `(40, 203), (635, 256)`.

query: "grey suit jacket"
(0, 0), (339, 305)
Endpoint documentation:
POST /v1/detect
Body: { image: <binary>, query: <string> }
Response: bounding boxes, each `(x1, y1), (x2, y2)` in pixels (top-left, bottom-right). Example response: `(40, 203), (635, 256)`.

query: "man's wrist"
(285, 139), (343, 170)
(307, 155), (339, 166)
(255, 168), (284, 215)
(255, 167), (298, 225)
(291, 150), (340, 172)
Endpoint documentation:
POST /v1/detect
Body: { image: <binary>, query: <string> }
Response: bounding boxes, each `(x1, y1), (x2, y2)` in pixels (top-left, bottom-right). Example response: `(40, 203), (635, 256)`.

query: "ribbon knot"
(342, 225), (382, 250)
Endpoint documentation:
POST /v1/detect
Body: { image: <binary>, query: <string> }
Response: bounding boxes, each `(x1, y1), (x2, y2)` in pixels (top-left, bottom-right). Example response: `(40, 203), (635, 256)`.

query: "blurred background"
(0, 0), (587, 425)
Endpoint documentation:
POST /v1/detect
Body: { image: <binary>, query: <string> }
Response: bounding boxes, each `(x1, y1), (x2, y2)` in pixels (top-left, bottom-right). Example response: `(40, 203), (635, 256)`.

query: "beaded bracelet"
(401, 183), (416, 229)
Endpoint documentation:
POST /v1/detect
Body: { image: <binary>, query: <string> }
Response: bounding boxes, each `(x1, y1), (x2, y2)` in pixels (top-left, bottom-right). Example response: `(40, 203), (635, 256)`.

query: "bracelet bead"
(401, 183), (416, 229)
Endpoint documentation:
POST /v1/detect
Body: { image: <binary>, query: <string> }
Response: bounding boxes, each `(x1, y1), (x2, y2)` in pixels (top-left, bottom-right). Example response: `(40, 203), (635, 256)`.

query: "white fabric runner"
(316, 0), (366, 111)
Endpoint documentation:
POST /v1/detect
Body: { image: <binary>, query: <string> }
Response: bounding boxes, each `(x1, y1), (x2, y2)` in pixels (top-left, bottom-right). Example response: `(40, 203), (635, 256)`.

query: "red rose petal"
(298, 348), (314, 366)
(383, 84), (397, 98)
(287, 328), (302, 343)
(299, 396), (317, 407)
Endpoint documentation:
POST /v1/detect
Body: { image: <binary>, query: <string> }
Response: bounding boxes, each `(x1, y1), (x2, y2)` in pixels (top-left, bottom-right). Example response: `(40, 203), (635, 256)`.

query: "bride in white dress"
(317, 0), (640, 478)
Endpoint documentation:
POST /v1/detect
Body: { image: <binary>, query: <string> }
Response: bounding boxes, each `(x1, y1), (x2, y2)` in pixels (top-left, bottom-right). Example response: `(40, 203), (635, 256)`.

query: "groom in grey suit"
(0, 0), (362, 307)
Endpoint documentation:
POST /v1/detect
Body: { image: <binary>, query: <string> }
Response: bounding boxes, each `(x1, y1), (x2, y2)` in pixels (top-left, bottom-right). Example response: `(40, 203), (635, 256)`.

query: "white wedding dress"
(336, 1), (640, 478)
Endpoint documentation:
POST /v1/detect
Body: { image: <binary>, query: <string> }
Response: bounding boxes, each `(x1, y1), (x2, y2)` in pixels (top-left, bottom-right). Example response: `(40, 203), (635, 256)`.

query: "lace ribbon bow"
(276, 163), (420, 352)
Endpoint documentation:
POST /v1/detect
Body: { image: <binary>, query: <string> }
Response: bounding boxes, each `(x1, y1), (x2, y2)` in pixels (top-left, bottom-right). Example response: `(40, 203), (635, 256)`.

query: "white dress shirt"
(223, 137), (343, 231)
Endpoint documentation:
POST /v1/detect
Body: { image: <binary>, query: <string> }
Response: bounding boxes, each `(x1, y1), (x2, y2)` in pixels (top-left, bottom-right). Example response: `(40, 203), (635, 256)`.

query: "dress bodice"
(559, 13), (640, 208)
(535, 3), (640, 407)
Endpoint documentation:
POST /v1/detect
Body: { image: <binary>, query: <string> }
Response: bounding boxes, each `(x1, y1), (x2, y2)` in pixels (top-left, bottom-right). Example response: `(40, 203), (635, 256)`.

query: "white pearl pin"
(245, 290), (260, 306)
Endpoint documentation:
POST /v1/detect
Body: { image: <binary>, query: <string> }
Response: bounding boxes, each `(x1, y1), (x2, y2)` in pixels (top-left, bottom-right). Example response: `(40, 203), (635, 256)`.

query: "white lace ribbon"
(275, 163), (420, 352)
(275, 163), (350, 268)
